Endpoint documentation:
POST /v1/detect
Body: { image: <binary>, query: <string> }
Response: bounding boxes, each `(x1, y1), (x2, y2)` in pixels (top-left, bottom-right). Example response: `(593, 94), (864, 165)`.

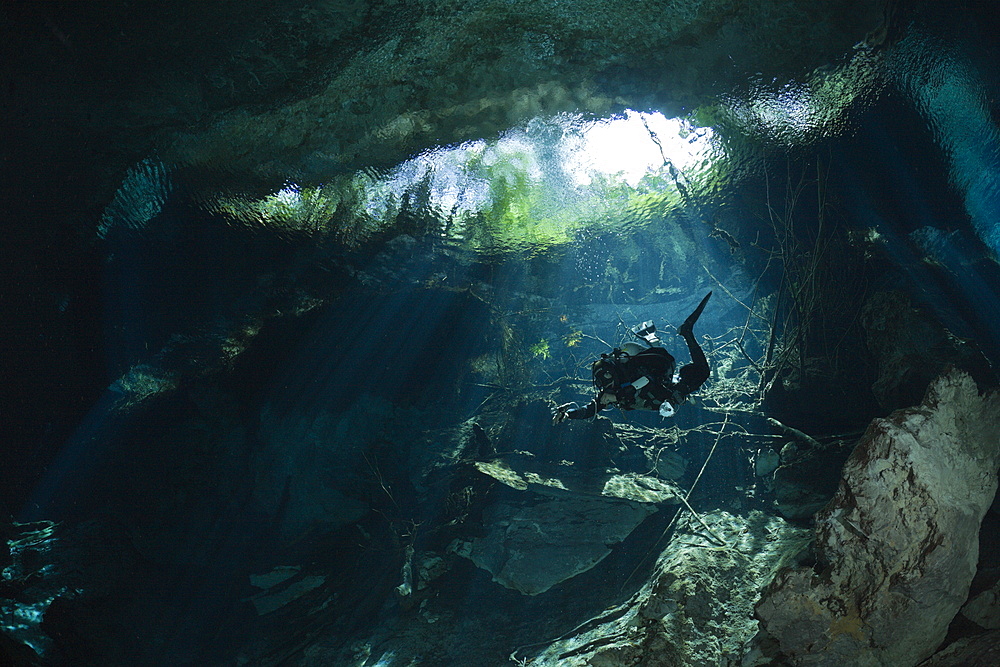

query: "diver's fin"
(678, 291), (712, 337)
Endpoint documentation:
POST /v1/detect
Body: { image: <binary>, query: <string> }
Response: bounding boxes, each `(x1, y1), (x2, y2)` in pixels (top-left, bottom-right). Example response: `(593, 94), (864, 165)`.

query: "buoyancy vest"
(592, 347), (676, 410)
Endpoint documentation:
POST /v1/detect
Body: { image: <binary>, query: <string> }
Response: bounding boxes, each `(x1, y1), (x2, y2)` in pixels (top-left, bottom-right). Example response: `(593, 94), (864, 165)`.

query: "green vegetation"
(208, 113), (727, 256)
(530, 339), (551, 359)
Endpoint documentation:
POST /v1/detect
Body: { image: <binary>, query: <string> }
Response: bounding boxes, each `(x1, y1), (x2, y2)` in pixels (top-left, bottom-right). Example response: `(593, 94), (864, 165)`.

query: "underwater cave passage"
(6, 2), (1000, 665)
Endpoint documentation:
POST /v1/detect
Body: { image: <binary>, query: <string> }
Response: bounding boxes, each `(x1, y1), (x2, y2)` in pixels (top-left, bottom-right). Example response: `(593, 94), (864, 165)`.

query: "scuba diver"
(552, 292), (712, 423)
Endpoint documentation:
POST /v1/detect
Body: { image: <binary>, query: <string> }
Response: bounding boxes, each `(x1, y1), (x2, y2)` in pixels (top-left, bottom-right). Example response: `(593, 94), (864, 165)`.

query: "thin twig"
(688, 413), (729, 495)
(674, 493), (727, 546)
(700, 262), (757, 317)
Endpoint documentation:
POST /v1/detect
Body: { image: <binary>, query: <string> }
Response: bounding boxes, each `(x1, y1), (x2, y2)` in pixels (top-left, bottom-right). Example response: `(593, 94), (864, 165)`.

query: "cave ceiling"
(5, 0), (882, 212)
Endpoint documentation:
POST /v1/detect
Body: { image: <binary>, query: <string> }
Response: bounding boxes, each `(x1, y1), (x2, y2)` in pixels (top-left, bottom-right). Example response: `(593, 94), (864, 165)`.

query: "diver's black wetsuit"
(561, 292), (712, 420)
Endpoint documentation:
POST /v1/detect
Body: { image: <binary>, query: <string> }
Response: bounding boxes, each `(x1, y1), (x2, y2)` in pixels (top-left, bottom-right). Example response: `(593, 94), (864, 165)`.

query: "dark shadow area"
(3, 1), (1000, 666)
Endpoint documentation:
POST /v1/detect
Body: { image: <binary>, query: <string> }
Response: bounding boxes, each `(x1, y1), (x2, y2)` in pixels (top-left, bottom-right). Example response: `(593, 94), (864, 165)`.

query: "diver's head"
(593, 359), (616, 391)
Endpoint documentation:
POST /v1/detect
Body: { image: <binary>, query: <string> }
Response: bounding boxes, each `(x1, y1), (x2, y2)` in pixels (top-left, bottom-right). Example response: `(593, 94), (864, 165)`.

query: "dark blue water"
(4, 2), (1000, 665)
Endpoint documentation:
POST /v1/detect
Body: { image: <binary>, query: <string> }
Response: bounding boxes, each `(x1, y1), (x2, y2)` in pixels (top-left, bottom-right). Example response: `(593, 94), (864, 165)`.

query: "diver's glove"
(551, 402), (575, 424)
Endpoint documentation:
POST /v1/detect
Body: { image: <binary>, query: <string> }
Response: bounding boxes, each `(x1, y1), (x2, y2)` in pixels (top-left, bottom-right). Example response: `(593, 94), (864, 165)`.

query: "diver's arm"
(565, 399), (599, 420)
(554, 392), (614, 423)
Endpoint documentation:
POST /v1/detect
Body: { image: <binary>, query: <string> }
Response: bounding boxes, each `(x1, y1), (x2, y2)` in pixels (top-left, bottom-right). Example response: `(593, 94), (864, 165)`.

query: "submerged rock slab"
(467, 494), (657, 596)
(961, 579), (1000, 630)
(442, 399), (691, 595)
(461, 447), (682, 594)
(756, 370), (1000, 666)
(916, 629), (1000, 667)
(772, 442), (853, 521)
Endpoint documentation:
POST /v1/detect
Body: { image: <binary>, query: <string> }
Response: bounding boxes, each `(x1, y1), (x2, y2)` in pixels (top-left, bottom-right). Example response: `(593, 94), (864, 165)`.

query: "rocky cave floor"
(3, 353), (1000, 666)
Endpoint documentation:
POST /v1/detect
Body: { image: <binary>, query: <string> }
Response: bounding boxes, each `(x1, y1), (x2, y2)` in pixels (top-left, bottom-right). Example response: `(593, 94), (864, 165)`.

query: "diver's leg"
(677, 332), (709, 393)
(677, 291), (712, 339)
(676, 292), (712, 394)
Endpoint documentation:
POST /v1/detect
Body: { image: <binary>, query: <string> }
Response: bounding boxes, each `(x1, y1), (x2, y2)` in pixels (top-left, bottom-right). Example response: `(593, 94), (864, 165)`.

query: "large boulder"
(756, 370), (1000, 666)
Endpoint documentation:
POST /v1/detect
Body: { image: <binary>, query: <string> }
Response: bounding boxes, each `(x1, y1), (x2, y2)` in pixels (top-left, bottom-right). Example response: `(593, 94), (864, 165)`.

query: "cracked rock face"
(756, 370), (1000, 666)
